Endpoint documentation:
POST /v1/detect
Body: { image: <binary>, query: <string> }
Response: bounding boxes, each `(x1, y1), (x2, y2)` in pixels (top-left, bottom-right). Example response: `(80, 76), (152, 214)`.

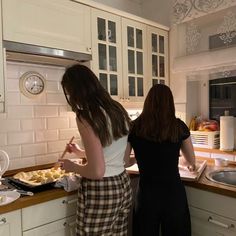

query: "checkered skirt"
(76, 171), (132, 236)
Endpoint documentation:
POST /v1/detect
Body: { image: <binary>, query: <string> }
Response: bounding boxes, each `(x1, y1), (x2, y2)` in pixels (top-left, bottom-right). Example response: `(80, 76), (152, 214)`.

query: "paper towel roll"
(220, 116), (234, 151)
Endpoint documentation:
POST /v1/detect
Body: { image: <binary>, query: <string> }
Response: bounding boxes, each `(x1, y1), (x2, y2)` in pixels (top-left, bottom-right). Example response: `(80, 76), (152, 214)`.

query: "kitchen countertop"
(1, 160), (236, 215)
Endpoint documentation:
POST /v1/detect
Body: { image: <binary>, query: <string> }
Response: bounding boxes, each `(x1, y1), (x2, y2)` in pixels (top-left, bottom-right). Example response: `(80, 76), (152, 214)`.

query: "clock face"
(19, 72), (46, 98)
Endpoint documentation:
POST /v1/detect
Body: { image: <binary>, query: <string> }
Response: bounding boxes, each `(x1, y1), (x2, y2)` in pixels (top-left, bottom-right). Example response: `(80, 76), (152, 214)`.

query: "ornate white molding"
(186, 22), (201, 54)
(217, 11), (236, 44)
(172, 0), (236, 24)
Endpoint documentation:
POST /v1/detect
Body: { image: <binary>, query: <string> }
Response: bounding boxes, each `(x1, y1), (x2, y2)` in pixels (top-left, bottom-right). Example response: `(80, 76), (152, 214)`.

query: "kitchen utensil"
(60, 136), (75, 159)
(0, 150), (10, 186)
(54, 136), (75, 169)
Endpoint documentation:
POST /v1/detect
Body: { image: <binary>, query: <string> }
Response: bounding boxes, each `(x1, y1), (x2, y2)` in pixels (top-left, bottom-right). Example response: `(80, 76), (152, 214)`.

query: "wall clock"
(19, 71), (46, 98)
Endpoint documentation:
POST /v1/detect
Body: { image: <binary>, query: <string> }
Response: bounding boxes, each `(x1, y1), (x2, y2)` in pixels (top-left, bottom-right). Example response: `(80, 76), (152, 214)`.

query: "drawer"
(23, 215), (76, 236)
(190, 206), (236, 236)
(22, 194), (77, 231)
(185, 186), (236, 220)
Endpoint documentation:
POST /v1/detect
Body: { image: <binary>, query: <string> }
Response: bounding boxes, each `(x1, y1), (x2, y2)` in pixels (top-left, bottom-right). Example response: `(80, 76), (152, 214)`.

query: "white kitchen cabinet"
(23, 215), (76, 236)
(121, 18), (148, 103)
(186, 186), (236, 236)
(0, 210), (22, 236)
(91, 9), (148, 104)
(2, 0), (91, 55)
(22, 194), (77, 236)
(147, 26), (169, 86)
(91, 9), (123, 102)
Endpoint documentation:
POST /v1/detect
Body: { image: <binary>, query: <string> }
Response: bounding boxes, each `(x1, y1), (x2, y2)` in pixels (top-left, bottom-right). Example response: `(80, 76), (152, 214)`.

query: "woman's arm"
(60, 117), (105, 179)
(180, 136), (196, 171)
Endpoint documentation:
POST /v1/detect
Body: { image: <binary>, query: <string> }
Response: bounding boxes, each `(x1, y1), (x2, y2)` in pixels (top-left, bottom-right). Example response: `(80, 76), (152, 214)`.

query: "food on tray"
(0, 194), (6, 203)
(13, 167), (71, 186)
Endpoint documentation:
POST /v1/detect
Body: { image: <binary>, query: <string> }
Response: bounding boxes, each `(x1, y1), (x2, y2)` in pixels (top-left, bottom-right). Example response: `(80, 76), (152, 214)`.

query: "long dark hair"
(132, 84), (180, 142)
(61, 64), (131, 147)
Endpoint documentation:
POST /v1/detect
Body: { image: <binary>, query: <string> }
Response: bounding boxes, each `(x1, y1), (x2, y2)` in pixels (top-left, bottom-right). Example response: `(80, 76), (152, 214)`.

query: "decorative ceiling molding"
(172, 0), (236, 24)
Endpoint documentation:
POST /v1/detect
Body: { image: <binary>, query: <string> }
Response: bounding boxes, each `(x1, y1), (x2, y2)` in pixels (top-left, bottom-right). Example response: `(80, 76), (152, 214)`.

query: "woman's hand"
(59, 158), (78, 173)
(66, 143), (85, 157)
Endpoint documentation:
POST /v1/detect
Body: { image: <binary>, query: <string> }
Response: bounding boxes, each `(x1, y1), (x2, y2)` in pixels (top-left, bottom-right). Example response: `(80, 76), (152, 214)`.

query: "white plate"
(0, 191), (21, 206)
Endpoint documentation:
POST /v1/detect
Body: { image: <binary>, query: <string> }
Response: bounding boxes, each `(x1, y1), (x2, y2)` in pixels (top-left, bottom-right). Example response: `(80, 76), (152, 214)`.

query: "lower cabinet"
(22, 194), (77, 236)
(0, 210), (22, 236)
(22, 215), (76, 236)
(186, 186), (236, 236)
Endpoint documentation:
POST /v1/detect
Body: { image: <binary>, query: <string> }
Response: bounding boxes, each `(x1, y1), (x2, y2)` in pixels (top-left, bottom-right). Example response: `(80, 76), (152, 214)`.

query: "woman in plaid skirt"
(60, 64), (133, 236)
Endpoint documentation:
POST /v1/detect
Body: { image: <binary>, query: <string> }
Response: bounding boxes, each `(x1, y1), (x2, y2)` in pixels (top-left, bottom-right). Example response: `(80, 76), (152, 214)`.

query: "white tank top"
(103, 134), (128, 177)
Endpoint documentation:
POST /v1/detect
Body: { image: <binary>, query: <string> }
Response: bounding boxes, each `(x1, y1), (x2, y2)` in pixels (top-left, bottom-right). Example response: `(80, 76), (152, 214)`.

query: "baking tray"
(6, 177), (56, 192)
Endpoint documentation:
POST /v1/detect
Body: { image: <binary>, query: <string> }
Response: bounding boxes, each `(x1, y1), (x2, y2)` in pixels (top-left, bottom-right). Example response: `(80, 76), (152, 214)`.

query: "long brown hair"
(61, 64), (131, 147)
(133, 84), (180, 142)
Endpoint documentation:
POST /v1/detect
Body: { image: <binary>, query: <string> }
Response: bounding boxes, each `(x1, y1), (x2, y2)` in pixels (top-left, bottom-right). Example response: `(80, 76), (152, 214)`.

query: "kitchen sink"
(206, 169), (236, 187)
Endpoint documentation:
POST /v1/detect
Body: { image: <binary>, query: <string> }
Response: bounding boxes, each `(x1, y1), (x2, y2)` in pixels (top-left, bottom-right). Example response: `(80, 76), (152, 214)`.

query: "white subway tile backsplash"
(21, 119), (46, 131)
(34, 106), (58, 117)
(59, 106), (73, 117)
(46, 93), (67, 105)
(35, 153), (59, 166)
(46, 81), (60, 92)
(8, 131), (34, 145)
(0, 145), (21, 159)
(47, 117), (69, 129)
(22, 143), (47, 157)
(69, 117), (77, 128)
(9, 156), (36, 170)
(6, 92), (21, 105)
(1, 62), (78, 170)
(6, 79), (20, 91)
(48, 140), (67, 153)
(20, 93), (46, 105)
(0, 120), (20, 132)
(7, 106), (34, 119)
(35, 130), (58, 142)
(59, 129), (80, 140)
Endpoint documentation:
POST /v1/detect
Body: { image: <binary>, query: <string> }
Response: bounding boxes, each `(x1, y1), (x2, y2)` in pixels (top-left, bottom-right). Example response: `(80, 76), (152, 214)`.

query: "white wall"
(91, 0), (143, 17)
(141, 0), (172, 27)
(0, 62), (81, 170)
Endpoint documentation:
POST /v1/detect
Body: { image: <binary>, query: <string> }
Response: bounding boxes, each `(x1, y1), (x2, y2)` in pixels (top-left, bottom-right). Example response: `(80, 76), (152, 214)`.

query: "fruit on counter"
(189, 116), (197, 131)
(197, 120), (219, 131)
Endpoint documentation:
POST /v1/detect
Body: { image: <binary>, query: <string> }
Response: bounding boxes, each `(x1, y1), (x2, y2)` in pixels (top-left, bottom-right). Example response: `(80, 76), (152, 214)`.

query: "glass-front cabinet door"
(91, 9), (122, 101)
(122, 18), (147, 103)
(147, 26), (169, 86)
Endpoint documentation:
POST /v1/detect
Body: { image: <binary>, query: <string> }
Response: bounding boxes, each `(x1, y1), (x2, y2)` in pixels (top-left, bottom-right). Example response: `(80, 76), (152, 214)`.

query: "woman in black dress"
(124, 84), (195, 236)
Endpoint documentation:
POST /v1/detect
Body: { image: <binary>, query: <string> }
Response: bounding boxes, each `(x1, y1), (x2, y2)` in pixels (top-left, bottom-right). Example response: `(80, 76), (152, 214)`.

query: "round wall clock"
(19, 71), (46, 98)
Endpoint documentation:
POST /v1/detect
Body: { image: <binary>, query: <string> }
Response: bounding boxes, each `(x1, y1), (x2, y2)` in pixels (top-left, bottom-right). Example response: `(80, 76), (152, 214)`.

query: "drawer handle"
(208, 216), (235, 229)
(0, 217), (6, 225)
(62, 198), (77, 205)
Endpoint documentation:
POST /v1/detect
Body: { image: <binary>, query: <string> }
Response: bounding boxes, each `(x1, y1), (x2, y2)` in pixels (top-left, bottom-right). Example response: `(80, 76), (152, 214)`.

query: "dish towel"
(55, 174), (80, 192)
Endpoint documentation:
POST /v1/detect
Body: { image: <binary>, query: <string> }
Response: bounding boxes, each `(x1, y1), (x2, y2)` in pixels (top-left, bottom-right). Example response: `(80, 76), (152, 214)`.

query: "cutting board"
(126, 160), (207, 181)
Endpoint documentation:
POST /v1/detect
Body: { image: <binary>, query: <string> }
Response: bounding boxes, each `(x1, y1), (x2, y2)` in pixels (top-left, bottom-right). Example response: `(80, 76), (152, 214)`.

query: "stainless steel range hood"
(3, 41), (92, 67)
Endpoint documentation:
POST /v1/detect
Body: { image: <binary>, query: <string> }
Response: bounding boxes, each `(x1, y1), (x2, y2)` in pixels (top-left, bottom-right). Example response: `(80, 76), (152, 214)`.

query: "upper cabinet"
(91, 8), (169, 104)
(91, 9), (122, 102)
(1, 0), (92, 54)
(147, 26), (169, 86)
(122, 18), (147, 103)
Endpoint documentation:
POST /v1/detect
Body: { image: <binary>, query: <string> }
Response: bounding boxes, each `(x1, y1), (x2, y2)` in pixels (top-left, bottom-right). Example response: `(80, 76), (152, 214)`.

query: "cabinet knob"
(0, 217), (6, 225)
(87, 47), (92, 52)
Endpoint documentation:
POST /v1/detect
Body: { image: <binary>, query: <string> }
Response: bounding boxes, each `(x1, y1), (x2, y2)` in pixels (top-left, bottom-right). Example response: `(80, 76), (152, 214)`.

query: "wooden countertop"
(1, 160), (236, 215)
(0, 187), (77, 214)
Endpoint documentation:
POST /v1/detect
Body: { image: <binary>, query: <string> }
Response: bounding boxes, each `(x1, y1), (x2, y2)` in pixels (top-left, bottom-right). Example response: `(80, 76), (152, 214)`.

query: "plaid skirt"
(76, 171), (132, 236)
